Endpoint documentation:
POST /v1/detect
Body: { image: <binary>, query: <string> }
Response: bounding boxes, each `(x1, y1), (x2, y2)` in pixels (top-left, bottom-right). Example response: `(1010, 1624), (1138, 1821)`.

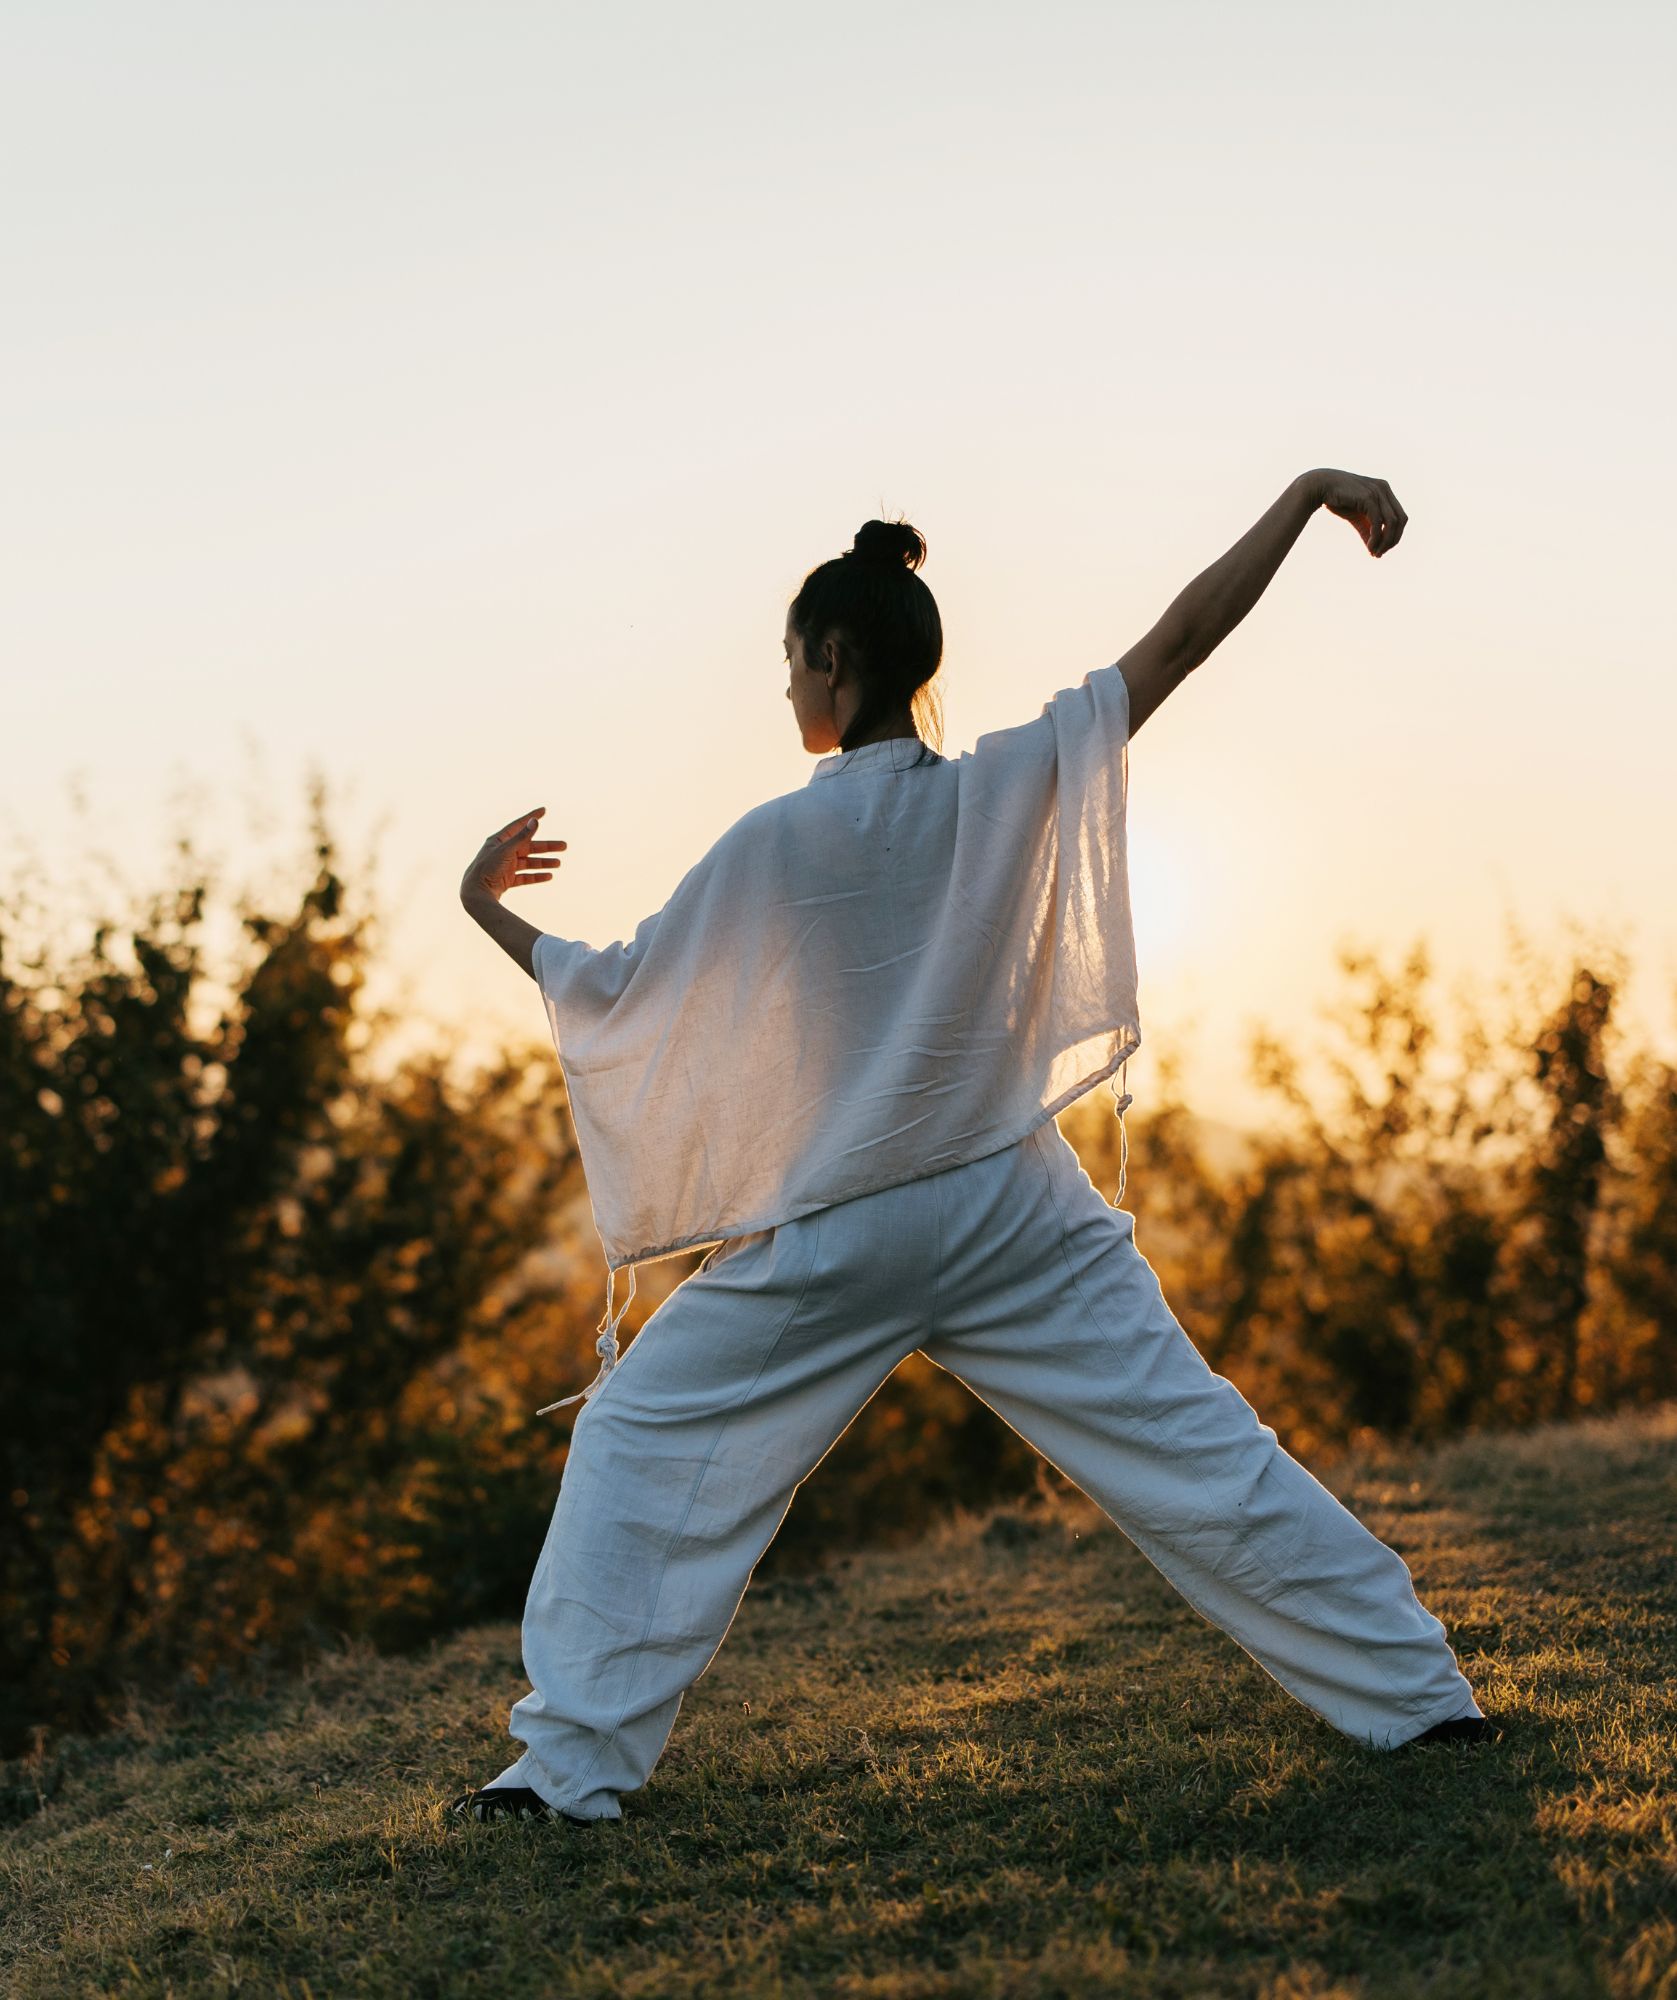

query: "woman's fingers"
(1361, 478), (1404, 556)
(1381, 480), (1407, 550)
(468, 813), (564, 900)
(1375, 485), (1398, 553)
(486, 824), (565, 860)
(1359, 499), (1389, 555)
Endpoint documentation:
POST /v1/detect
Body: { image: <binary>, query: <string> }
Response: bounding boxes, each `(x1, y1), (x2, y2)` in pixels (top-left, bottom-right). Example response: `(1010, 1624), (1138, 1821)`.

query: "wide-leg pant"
(489, 1121), (1481, 1819)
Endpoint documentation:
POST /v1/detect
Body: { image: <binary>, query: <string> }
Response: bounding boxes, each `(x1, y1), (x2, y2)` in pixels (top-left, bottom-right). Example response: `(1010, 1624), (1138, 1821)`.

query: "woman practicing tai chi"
(451, 467), (1491, 1827)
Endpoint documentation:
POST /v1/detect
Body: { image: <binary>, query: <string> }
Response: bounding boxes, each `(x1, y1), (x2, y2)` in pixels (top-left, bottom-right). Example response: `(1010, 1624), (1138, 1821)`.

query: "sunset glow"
(3, 4), (1671, 1128)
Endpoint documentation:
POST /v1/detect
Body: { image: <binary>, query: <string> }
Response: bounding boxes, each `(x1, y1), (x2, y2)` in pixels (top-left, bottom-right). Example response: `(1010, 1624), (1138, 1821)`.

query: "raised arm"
(459, 806), (567, 979)
(1117, 467), (1407, 736)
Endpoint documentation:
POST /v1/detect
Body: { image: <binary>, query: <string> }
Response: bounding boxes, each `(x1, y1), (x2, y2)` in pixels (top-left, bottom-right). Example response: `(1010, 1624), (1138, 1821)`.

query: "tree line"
(3, 804), (1672, 1755)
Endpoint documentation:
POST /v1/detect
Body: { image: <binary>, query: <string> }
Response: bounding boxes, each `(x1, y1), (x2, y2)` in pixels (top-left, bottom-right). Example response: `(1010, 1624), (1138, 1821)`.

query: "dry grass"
(4, 1405), (1675, 1998)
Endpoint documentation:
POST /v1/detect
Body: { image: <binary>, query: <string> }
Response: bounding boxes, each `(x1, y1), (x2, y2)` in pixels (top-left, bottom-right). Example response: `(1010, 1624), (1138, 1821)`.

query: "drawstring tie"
(1109, 1054), (1133, 1208)
(536, 1261), (638, 1415)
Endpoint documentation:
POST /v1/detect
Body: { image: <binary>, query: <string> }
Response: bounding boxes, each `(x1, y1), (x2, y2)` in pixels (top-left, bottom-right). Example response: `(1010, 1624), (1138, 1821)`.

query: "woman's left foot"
(448, 1785), (592, 1826)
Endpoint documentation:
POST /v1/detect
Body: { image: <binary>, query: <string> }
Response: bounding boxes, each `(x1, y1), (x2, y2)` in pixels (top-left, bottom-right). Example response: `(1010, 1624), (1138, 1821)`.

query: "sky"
(4, 1), (1674, 1130)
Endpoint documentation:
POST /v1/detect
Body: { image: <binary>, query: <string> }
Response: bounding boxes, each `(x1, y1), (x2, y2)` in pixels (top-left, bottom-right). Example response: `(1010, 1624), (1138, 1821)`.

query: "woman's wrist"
(1294, 469), (1327, 509)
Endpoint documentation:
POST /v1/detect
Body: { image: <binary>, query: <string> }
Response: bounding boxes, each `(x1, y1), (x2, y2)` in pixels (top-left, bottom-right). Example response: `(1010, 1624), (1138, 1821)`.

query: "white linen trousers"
(488, 1120), (1481, 1818)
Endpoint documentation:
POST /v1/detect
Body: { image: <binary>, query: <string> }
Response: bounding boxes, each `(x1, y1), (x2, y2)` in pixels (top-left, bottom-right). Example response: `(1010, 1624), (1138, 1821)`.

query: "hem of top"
(592, 1024), (1141, 1271)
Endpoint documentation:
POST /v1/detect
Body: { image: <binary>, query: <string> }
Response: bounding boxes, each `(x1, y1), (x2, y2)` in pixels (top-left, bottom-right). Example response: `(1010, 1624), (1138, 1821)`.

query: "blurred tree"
(1504, 966), (1619, 1421)
(0, 798), (581, 1751)
(1596, 1045), (1677, 1408)
(1070, 940), (1645, 1459)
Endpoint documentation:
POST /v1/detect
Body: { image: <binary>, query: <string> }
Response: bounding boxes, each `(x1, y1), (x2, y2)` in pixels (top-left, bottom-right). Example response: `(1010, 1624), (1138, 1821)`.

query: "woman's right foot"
(1402, 1715), (1503, 1748)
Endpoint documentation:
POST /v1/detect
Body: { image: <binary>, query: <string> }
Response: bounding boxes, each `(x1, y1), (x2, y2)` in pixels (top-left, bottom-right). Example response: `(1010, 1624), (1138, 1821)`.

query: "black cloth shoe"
(1401, 1715), (1503, 1748)
(448, 1785), (593, 1826)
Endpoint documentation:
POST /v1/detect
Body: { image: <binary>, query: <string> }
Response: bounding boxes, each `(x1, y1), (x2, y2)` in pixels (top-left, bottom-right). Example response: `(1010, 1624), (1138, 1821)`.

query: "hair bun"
(849, 518), (926, 572)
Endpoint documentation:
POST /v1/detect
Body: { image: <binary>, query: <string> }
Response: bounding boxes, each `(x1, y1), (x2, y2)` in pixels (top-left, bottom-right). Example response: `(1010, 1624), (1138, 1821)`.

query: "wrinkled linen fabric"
(537, 662), (1140, 1263)
(532, 661), (1141, 1406)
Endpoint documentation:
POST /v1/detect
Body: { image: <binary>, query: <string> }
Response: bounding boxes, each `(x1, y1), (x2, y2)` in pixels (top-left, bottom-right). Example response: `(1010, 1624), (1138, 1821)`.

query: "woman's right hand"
(459, 806), (567, 908)
(1310, 468), (1408, 558)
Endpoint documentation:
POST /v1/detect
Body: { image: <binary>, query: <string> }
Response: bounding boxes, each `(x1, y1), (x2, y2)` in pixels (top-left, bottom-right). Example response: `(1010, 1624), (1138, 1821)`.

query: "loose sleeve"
(1044, 659), (1132, 756)
(946, 656), (1138, 1076)
(1041, 662), (1135, 1047)
(967, 660), (1131, 773)
(533, 905), (665, 1064)
(524, 812), (776, 1264)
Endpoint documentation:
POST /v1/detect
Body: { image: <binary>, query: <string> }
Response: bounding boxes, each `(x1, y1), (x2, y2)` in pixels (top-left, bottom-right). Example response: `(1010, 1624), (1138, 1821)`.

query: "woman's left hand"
(1312, 468), (1408, 557)
(459, 806), (568, 907)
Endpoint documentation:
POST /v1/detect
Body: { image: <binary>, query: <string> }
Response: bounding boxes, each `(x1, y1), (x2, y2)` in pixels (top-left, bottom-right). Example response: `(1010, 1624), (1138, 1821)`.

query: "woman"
(450, 469), (1491, 1827)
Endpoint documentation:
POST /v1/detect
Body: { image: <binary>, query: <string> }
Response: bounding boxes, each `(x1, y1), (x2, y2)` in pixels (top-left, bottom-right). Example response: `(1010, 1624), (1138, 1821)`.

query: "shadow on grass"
(6, 1410), (1674, 1998)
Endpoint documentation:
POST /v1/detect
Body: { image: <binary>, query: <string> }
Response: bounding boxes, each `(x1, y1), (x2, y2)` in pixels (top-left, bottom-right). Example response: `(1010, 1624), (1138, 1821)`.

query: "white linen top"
(531, 659), (1141, 1411)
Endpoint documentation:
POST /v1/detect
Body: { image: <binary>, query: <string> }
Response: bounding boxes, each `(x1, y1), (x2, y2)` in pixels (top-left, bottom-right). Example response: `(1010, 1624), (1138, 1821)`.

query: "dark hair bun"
(849, 518), (926, 572)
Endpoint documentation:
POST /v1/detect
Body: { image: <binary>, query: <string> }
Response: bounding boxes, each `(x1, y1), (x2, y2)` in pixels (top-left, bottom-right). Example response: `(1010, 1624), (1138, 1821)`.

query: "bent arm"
(462, 891), (543, 979)
(1118, 470), (1324, 736)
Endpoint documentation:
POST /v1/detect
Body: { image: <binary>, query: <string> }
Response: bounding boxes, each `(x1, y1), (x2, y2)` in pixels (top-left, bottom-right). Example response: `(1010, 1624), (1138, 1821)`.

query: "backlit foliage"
(4, 810), (1672, 1753)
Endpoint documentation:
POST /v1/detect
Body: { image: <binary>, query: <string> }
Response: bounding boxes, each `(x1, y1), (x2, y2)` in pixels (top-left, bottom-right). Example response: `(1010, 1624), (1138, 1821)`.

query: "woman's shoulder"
(681, 789), (808, 887)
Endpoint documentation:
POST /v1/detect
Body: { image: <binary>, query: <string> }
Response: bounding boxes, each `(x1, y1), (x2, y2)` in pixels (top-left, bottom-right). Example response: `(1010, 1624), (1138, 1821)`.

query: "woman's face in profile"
(784, 614), (842, 754)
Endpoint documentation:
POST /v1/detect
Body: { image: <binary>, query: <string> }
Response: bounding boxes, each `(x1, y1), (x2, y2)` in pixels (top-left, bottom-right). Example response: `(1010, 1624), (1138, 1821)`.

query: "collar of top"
(810, 736), (940, 782)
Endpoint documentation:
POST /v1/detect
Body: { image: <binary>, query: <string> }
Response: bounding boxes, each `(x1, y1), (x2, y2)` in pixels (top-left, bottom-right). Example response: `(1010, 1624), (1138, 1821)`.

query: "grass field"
(4, 1404), (1674, 1999)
